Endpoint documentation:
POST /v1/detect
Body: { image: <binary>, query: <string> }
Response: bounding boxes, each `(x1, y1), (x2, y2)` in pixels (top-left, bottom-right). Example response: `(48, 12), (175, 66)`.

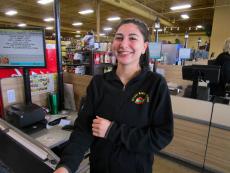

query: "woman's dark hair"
(114, 18), (150, 70)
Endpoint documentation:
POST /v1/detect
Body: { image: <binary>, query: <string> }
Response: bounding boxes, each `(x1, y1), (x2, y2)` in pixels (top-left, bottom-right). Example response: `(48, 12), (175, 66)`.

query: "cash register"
(0, 118), (59, 173)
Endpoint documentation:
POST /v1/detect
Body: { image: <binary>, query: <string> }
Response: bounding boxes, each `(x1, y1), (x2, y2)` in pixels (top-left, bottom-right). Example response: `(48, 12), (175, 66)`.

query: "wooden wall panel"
(205, 127), (230, 172)
(204, 103), (230, 173)
(157, 64), (192, 91)
(163, 118), (209, 166)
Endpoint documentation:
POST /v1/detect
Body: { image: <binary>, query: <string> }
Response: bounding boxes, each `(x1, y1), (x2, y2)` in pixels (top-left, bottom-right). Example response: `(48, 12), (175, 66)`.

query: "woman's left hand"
(92, 116), (111, 138)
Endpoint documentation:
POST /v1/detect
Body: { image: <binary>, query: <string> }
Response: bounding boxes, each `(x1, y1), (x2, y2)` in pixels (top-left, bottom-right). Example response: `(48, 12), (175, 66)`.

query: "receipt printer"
(5, 103), (46, 128)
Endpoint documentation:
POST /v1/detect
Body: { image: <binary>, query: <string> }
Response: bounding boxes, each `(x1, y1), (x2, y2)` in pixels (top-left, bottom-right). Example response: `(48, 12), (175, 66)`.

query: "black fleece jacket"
(57, 68), (174, 173)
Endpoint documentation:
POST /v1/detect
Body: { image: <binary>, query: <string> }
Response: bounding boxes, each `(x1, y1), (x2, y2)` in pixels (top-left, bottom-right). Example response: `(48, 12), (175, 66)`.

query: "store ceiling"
(0, 0), (229, 37)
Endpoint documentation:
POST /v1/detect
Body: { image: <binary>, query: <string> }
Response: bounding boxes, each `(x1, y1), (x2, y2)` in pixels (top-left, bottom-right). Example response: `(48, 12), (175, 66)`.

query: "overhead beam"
(0, 17), (81, 33)
(101, 0), (172, 26)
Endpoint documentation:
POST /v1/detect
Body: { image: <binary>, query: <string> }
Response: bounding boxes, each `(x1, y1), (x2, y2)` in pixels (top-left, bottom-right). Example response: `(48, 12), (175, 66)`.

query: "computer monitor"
(182, 65), (221, 99)
(148, 42), (162, 59)
(161, 44), (182, 64)
(0, 27), (46, 104)
(0, 28), (47, 130)
(179, 48), (191, 60)
(0, 28), (46, 68)
(94, 42), (100, 49)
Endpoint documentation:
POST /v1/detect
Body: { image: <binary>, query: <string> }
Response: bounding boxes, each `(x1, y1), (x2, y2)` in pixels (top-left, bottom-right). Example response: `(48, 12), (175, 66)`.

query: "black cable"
(201, 97), (215, 173)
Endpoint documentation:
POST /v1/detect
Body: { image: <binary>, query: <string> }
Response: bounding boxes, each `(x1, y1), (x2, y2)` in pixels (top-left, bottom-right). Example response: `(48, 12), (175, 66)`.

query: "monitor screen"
(182, 65), (220, 83)
(182, 65), (221, 99)
(0, 28), (46, 68)
(179, 48), (191, 59)
(161, 44), (182, 64)
(148, 42), (162, 59)
(94, 42), (100, 49)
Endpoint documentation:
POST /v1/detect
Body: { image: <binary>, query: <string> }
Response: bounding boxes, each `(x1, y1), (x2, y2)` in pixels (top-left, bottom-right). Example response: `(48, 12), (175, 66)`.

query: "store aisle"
(153, 155), (201, 173)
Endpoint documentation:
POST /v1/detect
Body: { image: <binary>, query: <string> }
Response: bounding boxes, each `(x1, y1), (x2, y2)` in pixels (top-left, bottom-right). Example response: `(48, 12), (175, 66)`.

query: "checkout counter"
(31, 112), (90, 173)
(162, 96), (230, 173)
(1, 66), (229, 173)
(0, 118), (58, 173)
(0, 111), (90, 173)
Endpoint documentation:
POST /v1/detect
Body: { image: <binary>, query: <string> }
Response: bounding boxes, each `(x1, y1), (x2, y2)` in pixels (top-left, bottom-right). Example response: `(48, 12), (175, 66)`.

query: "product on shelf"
(75, 66), (85, 75)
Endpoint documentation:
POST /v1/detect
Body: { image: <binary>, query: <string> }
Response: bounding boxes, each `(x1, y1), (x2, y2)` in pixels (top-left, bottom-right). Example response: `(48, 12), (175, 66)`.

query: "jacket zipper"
(122, 85), (126, 91)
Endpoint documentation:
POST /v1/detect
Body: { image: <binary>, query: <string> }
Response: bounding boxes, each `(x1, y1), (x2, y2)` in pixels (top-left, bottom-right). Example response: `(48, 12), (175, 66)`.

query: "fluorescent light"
(72, 22), (83, 26)
(153, 29), (163, 32)
(44, 17), (54, 22)
(100, 33), (106, 36)
(103, 27), (112, 31)
(76, 31), (81, 33)
(5, 10), (18, 16)
(170, 4), (191, 11)
(107, 16), (121, 21)
(18, 23), (27, 27)
(46, 26), (53, 30)
(75, 35), (81, 38)
(196, 25), (203, 29)
(181, 14), (189, 19)
(37, 0), (53, 5)
(78, 9), (94, 15)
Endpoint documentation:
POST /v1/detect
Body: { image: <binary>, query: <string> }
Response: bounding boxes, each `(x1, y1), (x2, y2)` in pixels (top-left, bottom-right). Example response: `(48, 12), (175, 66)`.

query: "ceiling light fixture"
(196, 25), (203, 29)
(18, 23), (27, 27)
(103, 27), (112, 31)
(44, 17), (54, 22)
(154, 17), (160, 29)
(107, 17), (121, 21)
(170, 4), (191, 11)
(5, 10), (18, 16)
(78, 9), (94, 15)
(76, 31), (81, 33)
(153, 29), (162, 32)
(184, 31), (189, 39)
(37, 0), (53, 5)
(100, 33), (106, 36)
(46, 26), (53, 30)
(72, 22), (83, 26)
(181, 14), (189, 19)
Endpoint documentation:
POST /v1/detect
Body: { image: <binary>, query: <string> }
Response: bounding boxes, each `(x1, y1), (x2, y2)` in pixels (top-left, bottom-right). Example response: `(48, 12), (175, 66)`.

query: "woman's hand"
(53, 167), (69, 173)
(92, 116), (111, 138)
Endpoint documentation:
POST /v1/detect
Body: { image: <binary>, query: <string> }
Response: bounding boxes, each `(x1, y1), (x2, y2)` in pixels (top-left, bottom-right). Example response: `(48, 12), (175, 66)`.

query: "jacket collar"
(105, 66), (149, 84)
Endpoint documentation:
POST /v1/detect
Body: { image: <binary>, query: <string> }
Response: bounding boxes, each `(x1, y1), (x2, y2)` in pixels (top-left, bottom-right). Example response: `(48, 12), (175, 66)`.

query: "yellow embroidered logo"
(131, 92), (149, 105)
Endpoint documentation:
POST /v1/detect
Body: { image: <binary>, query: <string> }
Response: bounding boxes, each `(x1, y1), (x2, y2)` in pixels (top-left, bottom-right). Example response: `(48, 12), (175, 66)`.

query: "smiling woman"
(54, 18), (173, 173)
(112, 23), (148, 71)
